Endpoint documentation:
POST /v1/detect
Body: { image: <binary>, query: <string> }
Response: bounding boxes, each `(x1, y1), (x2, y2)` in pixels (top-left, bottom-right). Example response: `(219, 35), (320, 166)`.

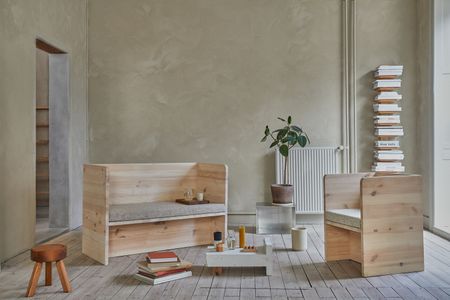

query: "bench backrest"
(84, 163), (227, 205)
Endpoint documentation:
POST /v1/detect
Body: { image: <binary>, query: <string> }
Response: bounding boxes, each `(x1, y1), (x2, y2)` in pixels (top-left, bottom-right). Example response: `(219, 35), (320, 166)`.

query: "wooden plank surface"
(1, 226), (450, 299)
(82, 164), (109, 265)
(361, 175), (424, 277)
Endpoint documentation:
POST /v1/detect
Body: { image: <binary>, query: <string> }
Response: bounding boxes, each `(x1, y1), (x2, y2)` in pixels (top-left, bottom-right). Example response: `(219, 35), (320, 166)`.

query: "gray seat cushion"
(325, 208), (361, 229)
(109, 201), (226, 222)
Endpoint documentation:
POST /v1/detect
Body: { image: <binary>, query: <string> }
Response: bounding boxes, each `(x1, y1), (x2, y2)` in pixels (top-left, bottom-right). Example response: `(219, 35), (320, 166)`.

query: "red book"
(146, 251), (179, 263)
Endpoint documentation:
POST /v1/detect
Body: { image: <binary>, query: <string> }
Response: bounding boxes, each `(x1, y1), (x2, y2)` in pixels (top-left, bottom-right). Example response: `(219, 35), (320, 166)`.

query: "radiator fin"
(276, 147), (340, 214)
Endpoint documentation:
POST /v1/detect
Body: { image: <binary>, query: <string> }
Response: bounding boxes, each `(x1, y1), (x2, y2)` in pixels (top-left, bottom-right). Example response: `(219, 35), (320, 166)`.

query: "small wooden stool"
(26, 244), (72, 297)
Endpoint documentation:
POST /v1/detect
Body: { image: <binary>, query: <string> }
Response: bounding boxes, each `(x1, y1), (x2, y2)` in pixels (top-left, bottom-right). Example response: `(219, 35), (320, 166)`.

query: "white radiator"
(276, 147), (341, 214)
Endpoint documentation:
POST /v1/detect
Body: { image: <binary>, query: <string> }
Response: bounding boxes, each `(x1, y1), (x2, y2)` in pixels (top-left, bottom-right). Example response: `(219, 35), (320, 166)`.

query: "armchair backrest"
(324, 173), (372, 210)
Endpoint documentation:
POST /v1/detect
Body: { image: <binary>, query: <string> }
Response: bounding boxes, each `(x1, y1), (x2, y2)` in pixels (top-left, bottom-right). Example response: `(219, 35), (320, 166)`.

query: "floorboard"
(0, 227), (449, 299)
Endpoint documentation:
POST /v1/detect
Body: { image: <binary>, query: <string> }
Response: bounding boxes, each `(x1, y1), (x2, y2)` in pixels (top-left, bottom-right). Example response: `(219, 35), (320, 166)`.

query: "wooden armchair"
(324, 173), (424, 277)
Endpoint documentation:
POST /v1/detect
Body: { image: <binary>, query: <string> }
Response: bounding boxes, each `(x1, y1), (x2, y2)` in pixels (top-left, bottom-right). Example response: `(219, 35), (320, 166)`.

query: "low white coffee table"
(206, 237), (273, 275)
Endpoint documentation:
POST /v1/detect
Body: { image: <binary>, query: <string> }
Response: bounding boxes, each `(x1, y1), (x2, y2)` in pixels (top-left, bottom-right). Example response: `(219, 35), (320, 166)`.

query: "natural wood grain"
(82, 164), (109, 265)
(56, 260), (72, 293)
(324, 173), (424, 278)
(361, 174), (424, 277)
(323, 173), (370, 210)
(109, 216), (225, 257)
(25, 262), (42, 297)
(83, 163), (227, 265)
(45, 262), (52, 286)
(1, 227), (450, 300)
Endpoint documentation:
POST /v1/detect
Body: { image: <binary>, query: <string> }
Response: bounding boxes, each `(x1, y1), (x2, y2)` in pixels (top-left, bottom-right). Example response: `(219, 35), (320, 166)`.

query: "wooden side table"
(26, 244), (72, 297)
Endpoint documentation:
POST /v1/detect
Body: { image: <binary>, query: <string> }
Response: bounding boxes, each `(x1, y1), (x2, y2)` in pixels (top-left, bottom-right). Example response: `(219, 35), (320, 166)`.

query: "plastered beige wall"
(88, 0), (344, 214)
(355, 0), (431, 220)
(89, 0), (429, 216)
(356, 0), (419, 173)
(0, 0), (87, 262)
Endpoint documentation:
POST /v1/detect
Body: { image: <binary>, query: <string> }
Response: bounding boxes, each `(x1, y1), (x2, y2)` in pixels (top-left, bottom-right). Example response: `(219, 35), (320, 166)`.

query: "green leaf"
(282, 136), (296, 145)
(260, 136), (268, 142)
(264, 126), (270, 135)
(287, 116), (292, 124)
(291, 125), (303, 133)
(298, 135), (308, 147)
(279, 144), (289, 157)
(287, 131), (297, 138)
(270, 141), (278, 148)
(277, 117), (286, 122)
(276, 129), (288, 140)
(305, 132), (311, 144)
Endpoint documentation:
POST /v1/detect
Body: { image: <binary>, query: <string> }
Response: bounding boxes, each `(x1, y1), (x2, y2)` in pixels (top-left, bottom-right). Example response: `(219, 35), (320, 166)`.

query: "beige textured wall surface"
(355, 0), (434, 220)
(355, 0), (419, 173)
(417, 0), (433, 223)
(0, 0), (87, 261)
(88, 0), (344, 214)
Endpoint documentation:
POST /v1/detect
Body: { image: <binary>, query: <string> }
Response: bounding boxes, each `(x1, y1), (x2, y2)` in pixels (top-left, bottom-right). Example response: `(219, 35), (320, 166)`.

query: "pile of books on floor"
(372, 65), (405, 174)
(134, 251), (192, 285)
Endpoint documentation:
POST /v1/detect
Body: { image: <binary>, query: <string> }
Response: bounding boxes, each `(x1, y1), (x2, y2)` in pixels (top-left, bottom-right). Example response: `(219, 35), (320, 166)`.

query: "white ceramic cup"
(196, 192), (204, 201)
(291, 227), (307, 251)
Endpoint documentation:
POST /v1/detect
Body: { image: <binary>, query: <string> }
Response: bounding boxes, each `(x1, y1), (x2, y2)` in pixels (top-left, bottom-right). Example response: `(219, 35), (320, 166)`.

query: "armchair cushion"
(109, 202), (226, 222)
(325, 208), (361, 229)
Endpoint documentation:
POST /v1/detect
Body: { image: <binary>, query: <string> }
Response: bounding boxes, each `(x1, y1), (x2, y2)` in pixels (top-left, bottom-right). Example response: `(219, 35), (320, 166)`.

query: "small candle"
(239, 225), (246, 248)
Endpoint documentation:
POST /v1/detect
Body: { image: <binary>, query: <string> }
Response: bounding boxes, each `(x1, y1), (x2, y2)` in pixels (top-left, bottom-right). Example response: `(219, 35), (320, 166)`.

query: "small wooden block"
(240, 246), (256, 253)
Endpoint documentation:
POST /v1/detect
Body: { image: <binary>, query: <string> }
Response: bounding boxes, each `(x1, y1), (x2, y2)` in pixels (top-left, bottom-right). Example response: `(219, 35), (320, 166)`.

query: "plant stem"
(284, 155), (289, 184)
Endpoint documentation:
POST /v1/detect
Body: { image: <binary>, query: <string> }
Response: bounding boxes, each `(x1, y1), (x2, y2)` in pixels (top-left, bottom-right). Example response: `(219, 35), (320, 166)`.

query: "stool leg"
(45, 262), (52, 286)
(56, 260), (72, 293)
(26, 262), (42, 297)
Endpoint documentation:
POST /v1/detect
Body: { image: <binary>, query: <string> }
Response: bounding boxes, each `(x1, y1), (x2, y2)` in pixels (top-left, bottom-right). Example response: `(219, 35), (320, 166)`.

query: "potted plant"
(260, 116), (310, 205)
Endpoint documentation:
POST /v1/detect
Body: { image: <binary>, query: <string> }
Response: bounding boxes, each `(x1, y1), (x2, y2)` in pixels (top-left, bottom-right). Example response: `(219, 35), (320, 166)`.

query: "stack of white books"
(375, 91), (402, 102)
(372, 65), (405, 173)
(372, 162), (405, 172)
(374, 150), (404, 161)
(374, 140), (400, 149)
(374, 65), (404, 78)
(373, 79), (402, 90)
(375, 126), (404, 136)
(373, 104), (402, 112)
(374, 115), (400, 125)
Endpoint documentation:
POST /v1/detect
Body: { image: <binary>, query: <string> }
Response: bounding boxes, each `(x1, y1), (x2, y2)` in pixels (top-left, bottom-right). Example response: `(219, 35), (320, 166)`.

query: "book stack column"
(372, 65), (405, 174)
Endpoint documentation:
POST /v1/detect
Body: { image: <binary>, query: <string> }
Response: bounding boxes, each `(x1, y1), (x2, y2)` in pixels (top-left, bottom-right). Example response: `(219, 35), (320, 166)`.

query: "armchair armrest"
(360, 174), (423, 277)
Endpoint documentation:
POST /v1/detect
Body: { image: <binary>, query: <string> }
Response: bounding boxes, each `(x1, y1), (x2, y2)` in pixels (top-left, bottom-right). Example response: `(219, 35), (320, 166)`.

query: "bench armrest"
(82, 164), (109, 265)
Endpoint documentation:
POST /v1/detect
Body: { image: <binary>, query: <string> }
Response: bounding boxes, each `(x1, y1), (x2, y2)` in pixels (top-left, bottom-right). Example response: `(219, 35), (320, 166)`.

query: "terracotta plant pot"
(271, 184), (294, 205)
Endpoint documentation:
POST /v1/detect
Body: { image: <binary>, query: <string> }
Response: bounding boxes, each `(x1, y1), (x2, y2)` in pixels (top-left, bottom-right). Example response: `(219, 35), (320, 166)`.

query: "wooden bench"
(324, 173), (424, 277)
(82, 163), (227, 265)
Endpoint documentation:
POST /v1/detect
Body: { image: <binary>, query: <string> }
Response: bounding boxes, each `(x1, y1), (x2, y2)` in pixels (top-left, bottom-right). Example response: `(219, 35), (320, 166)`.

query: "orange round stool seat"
(26, 244), (71, 297)
(31, 244), (67, 262)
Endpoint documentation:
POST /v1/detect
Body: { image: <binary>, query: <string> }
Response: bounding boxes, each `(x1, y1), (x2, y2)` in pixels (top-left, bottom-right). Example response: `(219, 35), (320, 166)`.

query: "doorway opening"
(35, 39), (70, 243)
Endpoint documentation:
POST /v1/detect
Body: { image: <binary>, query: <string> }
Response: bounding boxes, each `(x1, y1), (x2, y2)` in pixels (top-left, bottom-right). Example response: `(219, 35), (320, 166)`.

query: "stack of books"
(134, 251), (192, 285)
(372, 65), (405, 173)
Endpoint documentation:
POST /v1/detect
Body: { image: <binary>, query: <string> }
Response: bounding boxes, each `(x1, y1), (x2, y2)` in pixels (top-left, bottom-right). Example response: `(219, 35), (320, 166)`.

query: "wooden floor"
(1, 225), (450, 300)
